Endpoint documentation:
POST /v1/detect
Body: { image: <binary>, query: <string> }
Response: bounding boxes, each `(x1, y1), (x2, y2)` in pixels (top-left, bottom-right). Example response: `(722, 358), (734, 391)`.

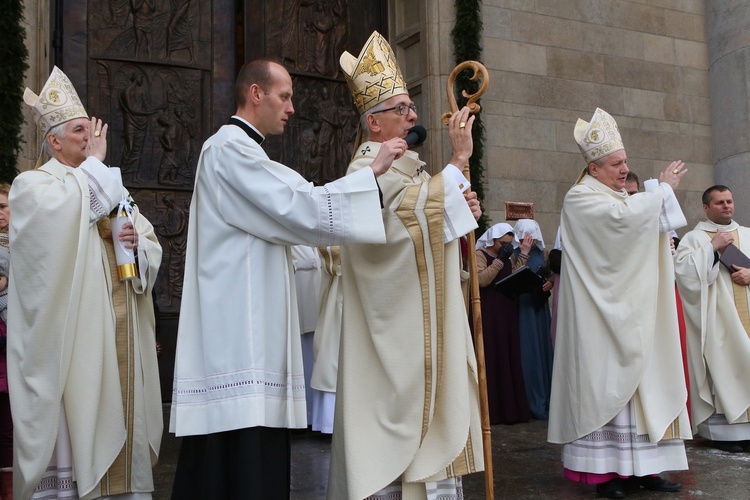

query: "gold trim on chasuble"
(394, 174), (477, 477)
(705, 230), (750, 335)
(660, 418), (681, 441)
(318, 246), (341, 275)
(96, 219), (136, 495)
(727, 230), (750, 336)
(723, 230), (750, 422)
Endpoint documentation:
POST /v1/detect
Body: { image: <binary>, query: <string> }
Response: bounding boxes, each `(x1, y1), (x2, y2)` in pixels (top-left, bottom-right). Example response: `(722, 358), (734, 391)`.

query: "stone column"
(707, 2), (750, 224)
(20, 0), (51, 172)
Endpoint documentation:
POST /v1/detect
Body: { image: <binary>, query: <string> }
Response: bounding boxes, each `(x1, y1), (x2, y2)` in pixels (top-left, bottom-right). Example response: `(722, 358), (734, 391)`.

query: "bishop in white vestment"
(328, 31), (484, 500)
(548, 108), (691, 499)
(9, 67), (162, 500)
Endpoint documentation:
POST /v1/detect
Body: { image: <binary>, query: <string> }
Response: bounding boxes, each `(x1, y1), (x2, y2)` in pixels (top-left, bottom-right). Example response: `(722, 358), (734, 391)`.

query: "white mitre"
(24, 66), (88, 135)
(573, 108), (624, 182)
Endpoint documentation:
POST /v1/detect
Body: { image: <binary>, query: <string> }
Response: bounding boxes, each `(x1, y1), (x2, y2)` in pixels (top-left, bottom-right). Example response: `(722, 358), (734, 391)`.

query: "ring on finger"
(94, 130), (101, 137)
(459, 122), (466, 129)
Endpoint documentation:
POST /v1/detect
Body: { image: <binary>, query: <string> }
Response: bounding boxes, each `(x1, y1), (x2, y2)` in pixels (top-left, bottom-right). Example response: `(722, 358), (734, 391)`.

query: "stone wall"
(480, 0), (711, 242)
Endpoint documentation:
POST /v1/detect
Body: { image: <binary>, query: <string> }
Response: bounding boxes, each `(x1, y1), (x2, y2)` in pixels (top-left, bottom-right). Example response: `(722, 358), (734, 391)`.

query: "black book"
(493, 265), (544, 299)
(720, 243), (750, 271)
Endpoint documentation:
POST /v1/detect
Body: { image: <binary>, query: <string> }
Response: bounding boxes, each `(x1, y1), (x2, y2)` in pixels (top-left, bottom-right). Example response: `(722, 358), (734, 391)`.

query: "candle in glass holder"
(110, 209), (138, 281)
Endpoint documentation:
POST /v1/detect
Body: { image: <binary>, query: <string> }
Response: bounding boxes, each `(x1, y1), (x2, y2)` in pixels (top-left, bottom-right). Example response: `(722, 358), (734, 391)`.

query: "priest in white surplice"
(9, 67), (162, 499)
(169, 59), (403, 499)
(674, 185), (750, 453)
(548, 108), (692, 499)
(328, 31), (484, 500)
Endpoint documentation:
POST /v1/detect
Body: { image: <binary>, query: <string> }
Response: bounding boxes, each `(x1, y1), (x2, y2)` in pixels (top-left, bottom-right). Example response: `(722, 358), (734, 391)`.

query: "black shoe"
(596, 479), (625, 499)
(714, 440), (744, 453)
(634, 475), (682, 492)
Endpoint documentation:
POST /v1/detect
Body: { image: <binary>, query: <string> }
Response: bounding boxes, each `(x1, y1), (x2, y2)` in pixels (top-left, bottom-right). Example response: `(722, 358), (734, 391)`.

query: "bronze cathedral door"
(58, 0), (386, 400)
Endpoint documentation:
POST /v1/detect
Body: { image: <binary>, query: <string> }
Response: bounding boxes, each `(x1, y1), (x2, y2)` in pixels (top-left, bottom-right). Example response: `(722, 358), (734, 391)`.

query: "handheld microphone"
(404, 125), (427, 148)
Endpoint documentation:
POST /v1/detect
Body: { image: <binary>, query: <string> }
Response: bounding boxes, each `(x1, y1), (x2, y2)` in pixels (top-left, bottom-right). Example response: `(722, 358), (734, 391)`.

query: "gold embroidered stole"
(708, 229), (750, 336)
(727, 232), (750, 420)
(394, 174), (477, 476)
(660, 419), (682, 441)
(95, 218), (136, 495)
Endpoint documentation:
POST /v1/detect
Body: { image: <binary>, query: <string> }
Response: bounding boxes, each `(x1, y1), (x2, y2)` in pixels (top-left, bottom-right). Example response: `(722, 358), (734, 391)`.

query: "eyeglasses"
(370, 104), (418, 116)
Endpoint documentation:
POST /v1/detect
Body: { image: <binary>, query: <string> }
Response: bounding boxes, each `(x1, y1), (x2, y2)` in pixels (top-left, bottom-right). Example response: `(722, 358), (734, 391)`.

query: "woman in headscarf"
(475, 223), (531, 424)
(513, 219), (554, 420)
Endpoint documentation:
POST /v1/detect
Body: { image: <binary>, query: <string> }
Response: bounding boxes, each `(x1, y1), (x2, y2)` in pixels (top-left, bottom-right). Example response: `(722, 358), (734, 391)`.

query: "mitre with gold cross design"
(574, 107), (624, 165)
(24, 66), (88, 135)
(573, 107), (625, 183)
(340, 31), (408, 115)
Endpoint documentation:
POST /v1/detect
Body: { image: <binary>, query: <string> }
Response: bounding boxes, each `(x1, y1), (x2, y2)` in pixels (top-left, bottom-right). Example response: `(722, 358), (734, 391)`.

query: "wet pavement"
(153, 407), (750, 499)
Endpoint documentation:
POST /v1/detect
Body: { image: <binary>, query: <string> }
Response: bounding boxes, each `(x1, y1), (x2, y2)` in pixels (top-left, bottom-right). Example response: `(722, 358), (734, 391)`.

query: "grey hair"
(359, 100), (391, 140)
(42, 122), (70, 158)
(585, 156), (606, 175)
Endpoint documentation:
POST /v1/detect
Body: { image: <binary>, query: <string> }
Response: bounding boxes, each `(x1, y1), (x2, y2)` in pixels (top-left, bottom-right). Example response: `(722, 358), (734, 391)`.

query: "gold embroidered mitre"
(24, 66), (88, 135)
(574, 108), (624, 164)
(339, 31), (408, 114)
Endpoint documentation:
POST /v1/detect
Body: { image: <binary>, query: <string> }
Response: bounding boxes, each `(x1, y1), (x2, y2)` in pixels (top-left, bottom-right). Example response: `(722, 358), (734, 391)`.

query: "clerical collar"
(229, 116), (265, 145)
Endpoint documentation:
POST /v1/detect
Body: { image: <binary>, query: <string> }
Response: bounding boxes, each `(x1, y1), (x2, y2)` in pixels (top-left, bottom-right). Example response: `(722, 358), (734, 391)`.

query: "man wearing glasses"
(327, 31), (484, 500)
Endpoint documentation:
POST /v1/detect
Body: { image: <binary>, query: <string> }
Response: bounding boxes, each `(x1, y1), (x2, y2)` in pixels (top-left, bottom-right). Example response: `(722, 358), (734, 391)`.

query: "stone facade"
(480, 0), (712, 243)
(707, 1), (750, 225)
(20, 1), (750, 243)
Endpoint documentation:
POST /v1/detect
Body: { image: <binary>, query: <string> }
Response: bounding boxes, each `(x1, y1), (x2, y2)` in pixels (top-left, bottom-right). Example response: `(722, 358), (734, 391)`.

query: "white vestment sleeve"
(130, 207), (161, 295)
(706, 243), (721, 286)
(645, 182), (687, 233)
(77, 159), (125, 224)
(441, 166), (478, 243)
(326, 168), (387, 246)
(135, 249), (149, 293)
(444, 164), (471, 192)
(214, 139), (385, 247)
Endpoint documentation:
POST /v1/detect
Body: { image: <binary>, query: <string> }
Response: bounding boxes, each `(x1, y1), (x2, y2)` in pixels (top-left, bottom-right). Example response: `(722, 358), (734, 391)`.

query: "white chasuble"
(8, 158), (162, 499)
(291, 245), (323, 335)
(328, 142), (483, 500)
(674, 220), (750, 432)
(170, 124), (385, 437)
(311, 246), (343, 393)
(548, 175), (691, 445)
